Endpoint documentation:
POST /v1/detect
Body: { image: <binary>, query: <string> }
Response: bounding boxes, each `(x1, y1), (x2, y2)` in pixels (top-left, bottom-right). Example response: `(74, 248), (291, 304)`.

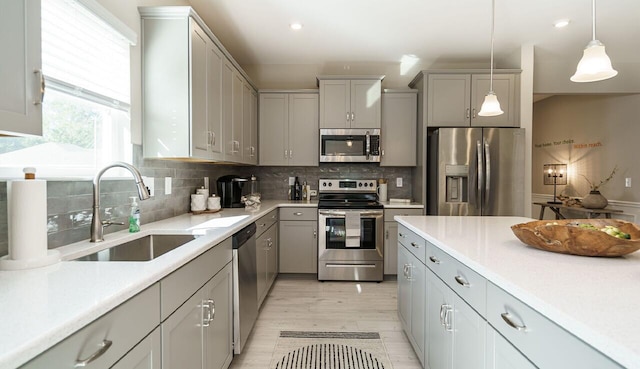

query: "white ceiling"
(188, 0), (640, 71)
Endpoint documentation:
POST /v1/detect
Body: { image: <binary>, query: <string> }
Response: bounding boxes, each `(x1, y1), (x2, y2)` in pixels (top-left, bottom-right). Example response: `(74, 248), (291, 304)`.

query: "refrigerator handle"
(476, 140), (483, 204)
(484, 139), (491, 210)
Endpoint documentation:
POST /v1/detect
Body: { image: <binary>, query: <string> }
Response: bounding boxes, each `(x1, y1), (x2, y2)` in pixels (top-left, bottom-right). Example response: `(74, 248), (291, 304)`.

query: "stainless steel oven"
(317, 179), (384, 281)
(320, 128), (381, 163)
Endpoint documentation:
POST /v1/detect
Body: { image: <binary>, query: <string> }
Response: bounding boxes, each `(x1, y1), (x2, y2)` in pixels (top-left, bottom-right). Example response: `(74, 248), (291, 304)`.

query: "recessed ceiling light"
(290, 23), (303, 30)
(554, 19), (570, 28)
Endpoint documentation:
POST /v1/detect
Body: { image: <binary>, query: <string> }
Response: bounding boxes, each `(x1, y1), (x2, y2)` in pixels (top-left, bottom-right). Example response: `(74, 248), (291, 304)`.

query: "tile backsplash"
(0, 147), (413, 256)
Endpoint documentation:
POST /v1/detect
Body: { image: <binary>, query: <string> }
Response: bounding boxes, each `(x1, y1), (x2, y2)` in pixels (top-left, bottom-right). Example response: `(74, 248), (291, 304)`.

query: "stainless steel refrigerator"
(427, 127), (525, 216)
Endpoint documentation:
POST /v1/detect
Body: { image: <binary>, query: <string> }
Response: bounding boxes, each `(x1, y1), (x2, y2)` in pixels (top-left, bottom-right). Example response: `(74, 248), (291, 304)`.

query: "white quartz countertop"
(0, 200), (315, 369)
(395, 215), (640, 369)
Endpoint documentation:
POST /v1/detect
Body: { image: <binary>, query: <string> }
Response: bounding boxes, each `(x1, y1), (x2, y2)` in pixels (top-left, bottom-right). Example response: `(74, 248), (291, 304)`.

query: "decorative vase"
(582, 191), (608, 209)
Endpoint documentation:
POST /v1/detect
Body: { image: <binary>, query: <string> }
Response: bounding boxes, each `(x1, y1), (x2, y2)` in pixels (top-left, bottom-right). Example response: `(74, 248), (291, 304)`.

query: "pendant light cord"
(591, 0), (596, 41)
(489, 0), (495, 93)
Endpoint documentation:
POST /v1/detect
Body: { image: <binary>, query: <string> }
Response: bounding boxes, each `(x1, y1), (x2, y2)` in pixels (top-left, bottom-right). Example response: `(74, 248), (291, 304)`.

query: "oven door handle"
(319, 210), (346, 216)
(359, 210), (383, 217)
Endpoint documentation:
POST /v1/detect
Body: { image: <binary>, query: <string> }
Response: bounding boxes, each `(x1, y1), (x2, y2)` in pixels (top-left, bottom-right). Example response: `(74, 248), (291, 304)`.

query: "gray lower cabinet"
(401, 226), (623, 369)
(112, 327), (161, 369)
(162, 262), (232, 369)
(161, 239), (233, 369)
(257, 222), (278, 307)
(426, 268), (486, 369)
(279, 208), (318, 273)
(485, 326), (536, 369)
(21, 284), (160, 368)
(397, 238), (426, 366)
(384, 208), (423, 275)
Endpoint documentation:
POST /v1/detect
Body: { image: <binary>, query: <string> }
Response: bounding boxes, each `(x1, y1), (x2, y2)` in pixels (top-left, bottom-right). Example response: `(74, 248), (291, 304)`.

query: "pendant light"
(570, 0), (617, 82)
(478, 0), (503, 117)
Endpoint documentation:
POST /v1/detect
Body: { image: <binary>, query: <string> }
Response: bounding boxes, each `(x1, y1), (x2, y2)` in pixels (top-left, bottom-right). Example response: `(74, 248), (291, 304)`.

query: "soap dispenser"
(129, 196), (141, 233)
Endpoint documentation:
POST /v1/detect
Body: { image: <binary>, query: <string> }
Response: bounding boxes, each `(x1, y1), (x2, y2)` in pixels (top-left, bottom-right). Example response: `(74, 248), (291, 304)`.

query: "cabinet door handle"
(313, 230), (317, 239)
(211, 131), (216, 146)
(466, 108), (470, 119)
(444, 305), (454, 332)
(381, 149), (385, 157)
(351, 112), (355, 122)
(439, 304), (445, 325)
(346, 112), (350, 123)
(429, 256), (441, 264)
(454, 275), (471, 287)
(202, 300), (211, 327)
(406, 264), (413, 281)
(385, 230), (389, 239)
(472, 108), (477, 118)
(74, 340), (113, 367)
(410, 242), (419, 249)
(398, 232), (405, 238)
(33, 69), (45, 105)
(209, 299), (216, 322)
(294, 212), (303, 216)
(501, 312), (527, 332)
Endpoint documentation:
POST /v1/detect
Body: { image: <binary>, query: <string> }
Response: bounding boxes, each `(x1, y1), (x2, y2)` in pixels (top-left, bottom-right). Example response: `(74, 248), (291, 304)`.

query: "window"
(0, 0), (136, 178)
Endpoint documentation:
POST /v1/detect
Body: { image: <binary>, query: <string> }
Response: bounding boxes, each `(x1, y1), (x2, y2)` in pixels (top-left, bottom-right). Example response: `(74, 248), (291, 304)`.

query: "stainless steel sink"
(75, 234), (196, 261)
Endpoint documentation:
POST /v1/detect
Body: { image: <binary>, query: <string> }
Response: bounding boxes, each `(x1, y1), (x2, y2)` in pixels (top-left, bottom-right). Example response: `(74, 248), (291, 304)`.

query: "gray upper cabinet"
(318, 76), (383, 129)
(424, 71), (520, 128)
(0, 0), (42, 136)
(381, 90), (417, 166)
(140, 7), (255, 163)
(259, 91), (319, 166)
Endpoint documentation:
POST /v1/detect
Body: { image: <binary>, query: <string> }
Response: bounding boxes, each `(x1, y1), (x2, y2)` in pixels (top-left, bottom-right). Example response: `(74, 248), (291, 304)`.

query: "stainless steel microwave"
(319, 129), (381, 162)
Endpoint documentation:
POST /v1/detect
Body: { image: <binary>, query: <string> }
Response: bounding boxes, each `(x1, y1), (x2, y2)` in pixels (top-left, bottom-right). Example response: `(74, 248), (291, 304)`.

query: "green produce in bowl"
(575, 223), (631, 239)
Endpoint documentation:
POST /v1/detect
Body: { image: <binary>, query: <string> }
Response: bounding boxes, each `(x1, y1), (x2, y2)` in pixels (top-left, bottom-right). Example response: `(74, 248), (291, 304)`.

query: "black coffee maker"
(216, 175), (248, 208)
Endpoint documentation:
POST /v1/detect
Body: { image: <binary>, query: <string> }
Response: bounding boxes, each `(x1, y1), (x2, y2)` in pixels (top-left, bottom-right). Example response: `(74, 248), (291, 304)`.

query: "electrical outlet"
(165, 177), (172, 195)
(289, 177), (295, 186)
(143, 177), (154, 197)
(396, 177), (403, 187)
(310, 190), (318, 196)
(625, 177), (632, 188)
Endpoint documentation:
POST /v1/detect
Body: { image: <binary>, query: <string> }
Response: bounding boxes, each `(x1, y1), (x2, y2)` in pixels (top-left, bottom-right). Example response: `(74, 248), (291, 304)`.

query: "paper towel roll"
(8, 179), (48, 260)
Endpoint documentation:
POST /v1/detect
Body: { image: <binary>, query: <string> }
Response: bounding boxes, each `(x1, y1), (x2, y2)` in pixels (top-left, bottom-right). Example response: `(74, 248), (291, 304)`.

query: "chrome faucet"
(90, 162), (150, 242)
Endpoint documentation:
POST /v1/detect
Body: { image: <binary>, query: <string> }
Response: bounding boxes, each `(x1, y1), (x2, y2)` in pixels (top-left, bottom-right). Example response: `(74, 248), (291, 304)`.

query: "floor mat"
(270, 331), (392, 369)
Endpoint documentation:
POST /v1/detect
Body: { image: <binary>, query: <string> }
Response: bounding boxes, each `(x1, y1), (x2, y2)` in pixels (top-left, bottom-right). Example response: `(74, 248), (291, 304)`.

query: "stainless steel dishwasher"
(232, 222), (257, 354)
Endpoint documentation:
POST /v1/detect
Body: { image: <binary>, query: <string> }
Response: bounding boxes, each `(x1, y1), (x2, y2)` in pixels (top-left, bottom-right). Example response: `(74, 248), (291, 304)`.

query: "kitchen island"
(396, 215), (640, 369)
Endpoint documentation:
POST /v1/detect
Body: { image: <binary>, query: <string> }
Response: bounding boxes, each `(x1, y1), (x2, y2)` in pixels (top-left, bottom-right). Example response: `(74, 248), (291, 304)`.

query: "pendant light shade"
(478, 92), (503, 116)
(570, 0), (617, 83)
(478, 0), (504, 117)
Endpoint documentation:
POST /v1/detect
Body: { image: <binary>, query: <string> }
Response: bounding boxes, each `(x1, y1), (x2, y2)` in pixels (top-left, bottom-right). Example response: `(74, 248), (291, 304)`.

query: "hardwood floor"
(229, 274), (422, 369)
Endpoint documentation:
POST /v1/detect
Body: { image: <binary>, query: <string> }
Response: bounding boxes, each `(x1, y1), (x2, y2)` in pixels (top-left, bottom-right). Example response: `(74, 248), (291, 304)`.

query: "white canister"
(191, 194), (206, 212)
(377, 183), (388, 202)
(207, 195), (221, 210)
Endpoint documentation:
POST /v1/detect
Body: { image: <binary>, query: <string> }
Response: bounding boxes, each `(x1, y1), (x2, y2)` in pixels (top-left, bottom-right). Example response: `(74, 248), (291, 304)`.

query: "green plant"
(581, 166), (618, 191)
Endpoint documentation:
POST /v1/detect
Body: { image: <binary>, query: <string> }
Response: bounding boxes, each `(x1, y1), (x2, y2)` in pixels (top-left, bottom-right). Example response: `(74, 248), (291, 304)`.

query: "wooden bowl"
(511, 219), (640, 257)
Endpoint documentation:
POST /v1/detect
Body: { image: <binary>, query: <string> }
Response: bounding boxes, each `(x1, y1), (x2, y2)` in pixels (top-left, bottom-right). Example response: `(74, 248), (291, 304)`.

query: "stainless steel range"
(317, 179), (384, 282)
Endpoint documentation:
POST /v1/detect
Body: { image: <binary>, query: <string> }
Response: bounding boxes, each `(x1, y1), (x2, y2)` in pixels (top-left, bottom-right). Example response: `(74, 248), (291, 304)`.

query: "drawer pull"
(294, 212), (303, 216)
(260, 223), (266, 227)
(454, 275), (470, 287)
(398, 232), (406, 238)
(410, 242), (419, 248)
(429, 256), (441, 264)
(75, 340), (112, 367)
(501, 312), (527, 332)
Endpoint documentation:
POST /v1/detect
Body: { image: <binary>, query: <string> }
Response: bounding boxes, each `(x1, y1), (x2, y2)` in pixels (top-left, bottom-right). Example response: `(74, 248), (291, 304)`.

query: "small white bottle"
(129, 196), (141, 233)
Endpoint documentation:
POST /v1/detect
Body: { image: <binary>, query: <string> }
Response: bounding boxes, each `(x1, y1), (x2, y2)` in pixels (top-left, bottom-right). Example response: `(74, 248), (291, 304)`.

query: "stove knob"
(322, 182), (326, 187)
(370, 182), (375, 187)
(358, 182), (363, 187)
(364, 182), (368, 187)
(328, 182), (332, 187)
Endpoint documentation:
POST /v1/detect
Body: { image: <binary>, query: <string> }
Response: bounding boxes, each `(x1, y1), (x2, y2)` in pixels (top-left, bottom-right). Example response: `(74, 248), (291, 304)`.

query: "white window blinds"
(41, 0), (133, 108)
